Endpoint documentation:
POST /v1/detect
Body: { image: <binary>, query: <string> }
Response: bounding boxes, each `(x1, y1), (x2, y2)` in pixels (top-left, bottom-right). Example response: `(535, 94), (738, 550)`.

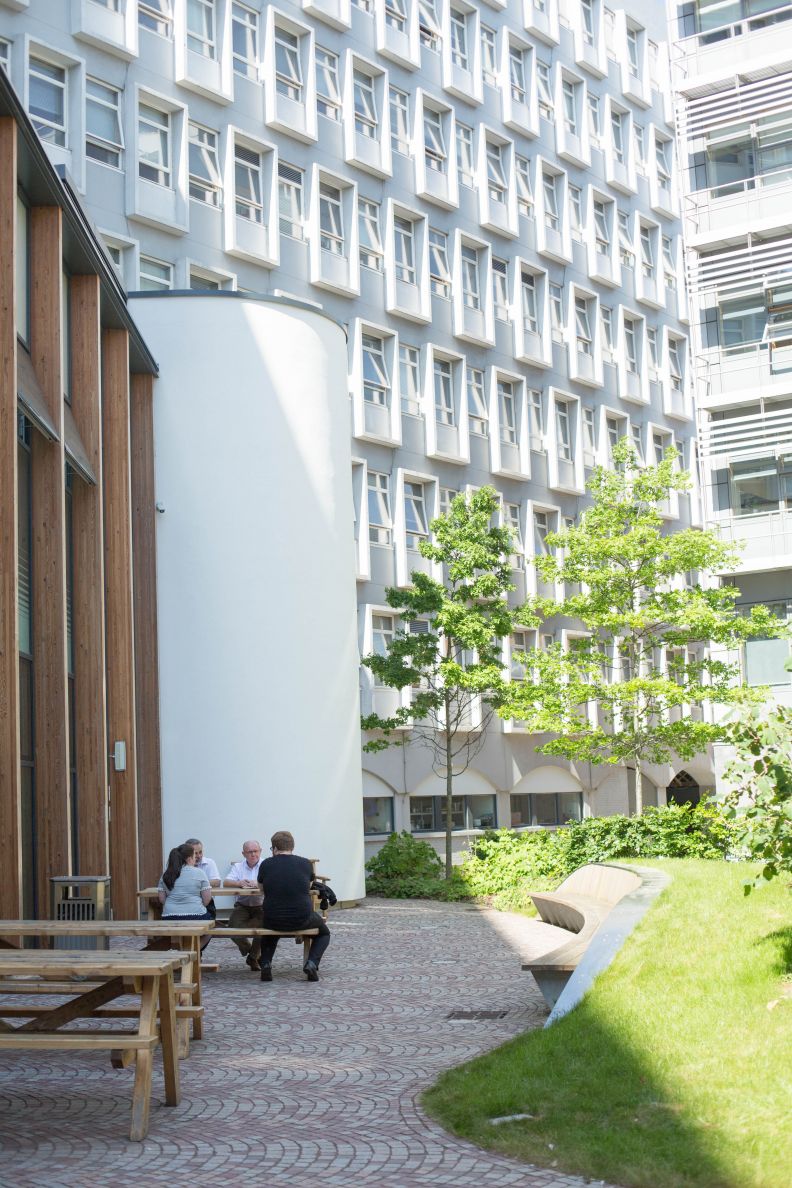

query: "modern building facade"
(0, 65), (162, 919)
(671, 0), (792, 790)
(0, 0), (709, 863)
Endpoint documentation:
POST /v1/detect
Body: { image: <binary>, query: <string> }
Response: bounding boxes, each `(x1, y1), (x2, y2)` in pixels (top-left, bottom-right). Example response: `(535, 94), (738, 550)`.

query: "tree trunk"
(444, 693), (453, 880)
(634, 757), (643, 816)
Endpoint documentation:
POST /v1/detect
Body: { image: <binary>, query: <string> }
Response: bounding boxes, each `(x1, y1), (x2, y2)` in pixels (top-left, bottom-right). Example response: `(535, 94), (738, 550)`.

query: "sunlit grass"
(423, 860), (792, 1188)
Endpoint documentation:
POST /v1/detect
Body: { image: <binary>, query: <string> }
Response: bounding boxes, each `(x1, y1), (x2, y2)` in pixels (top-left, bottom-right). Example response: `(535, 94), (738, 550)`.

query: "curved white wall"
(128, 294), (365, 900)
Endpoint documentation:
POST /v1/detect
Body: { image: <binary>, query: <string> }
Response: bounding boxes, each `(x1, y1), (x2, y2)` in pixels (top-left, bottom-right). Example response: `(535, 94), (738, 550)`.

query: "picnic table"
(0, 920), (214, 1052)
(0, 948), (189, 1140)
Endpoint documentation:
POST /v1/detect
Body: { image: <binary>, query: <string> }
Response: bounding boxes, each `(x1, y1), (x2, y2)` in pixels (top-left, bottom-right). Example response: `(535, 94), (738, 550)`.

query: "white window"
(617, 210), (633, 265)
(278, 162), (303, 238)
(522, 273), (538, 333)
(647, 326), (659, 369)
(467, 367), (487, 435)
(542, 172), (559, 230)
(655, 134), (671, 192)
(363, 334), (390, 406)
(626, 25), (640, 77)
(481, 25), (497, 86)
(611, 108), (625, 164)
(275, 27), (302, 101)
(662, 235), (676, 289)
(86, 79), (123, 168)
(429, 228), (451, 297)
(456, 123), (474, 187)
(368, 475), (394, 544)
(389, 88), (410, 155)
(434, 358), (454, 425)
(582, 405), (596, 460)
(419, 0), (442, 51)
(399, 345), (421, 415)
(653, 430), (669, 465)
(640, 226), (655, 278)
(232, 2), (258, 78)
(188, 123), (222, 206)
(499, 380), (517, 444)
(569, 185), (583, 240)
(386, 0), (408, 33)
(600, 306), (614, 359)
(607, 414), (622, 457)
(634, 123), (645, 171)
(29, 57), (66, 147)
(187, 0), (216, 59)
(549, 283), (563, 340)
(316, 48), (341, 120)
(359, 198), (383, 271)
(486, 141), (507, 205)
(624, 318), (638, 372)
(668, 338), (684, 392)
(354, 70), (378, 139)
(509, 45), (527, 104)
(0, 40), (10, 74)
(138, 103), (171, 187)
(405, 481), (429, 547)
(450, 9), (469, 70)
(424, 108), (446, 172)
(581, 0), (595, 44)
(505, 503), (523, 554)
(461, 244), (480, 310)
(630, 423), (643, 461)
(562, 78), (578, 135)
(587, 93), (601, 142)
(394, 216), (416, 283)
(139, 0), (173, 37)
(189, 267), (222, 291)
(354, 0), (373, 11)
(593, 199), (610, 254)
(372, 611), (395, 653)
(575, 296), (593, 355)
(556, 399), (572, 461)
(235, 143), (264, 223)
(439, 487), (457, 517)
(536, 60), (552, 119)
(516, 156), (533, 217)
(320, 183), (345, 255)
(139, 255), (173, 291)
(492, 258), (509, 321)
(529, 389), (544, 451)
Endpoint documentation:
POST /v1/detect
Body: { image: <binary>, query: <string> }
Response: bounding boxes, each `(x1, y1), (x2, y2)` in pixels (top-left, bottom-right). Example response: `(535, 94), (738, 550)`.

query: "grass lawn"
(422, 859), (792, 1188)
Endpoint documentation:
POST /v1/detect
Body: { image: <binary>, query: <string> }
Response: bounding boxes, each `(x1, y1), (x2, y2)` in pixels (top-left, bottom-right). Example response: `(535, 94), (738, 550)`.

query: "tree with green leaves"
(361, 486), (515, 877)
(498, 441), (782, 814)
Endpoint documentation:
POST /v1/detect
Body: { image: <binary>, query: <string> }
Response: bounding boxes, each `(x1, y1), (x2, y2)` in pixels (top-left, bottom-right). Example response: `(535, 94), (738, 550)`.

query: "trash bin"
(49, 876), (111, 950)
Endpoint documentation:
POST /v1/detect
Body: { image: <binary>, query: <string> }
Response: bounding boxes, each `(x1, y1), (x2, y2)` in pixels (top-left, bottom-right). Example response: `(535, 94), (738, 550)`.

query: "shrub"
(723, 703), (792, 890)
(365, 831), (466, 899)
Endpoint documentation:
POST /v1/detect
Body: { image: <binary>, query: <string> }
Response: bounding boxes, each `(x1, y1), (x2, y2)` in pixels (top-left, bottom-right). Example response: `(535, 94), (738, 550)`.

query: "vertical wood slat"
(0, 118), (21, 918)
(130, 373), (162, 891)
(30, 205), (70, 915)
(69, 274), (109, 878)
(102, 328), (139, 919)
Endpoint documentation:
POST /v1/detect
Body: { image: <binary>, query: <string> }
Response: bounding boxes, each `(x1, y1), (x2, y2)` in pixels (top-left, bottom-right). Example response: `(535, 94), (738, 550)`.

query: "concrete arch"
(362, 771), (398, 798)
(511, 765), (583, 796)
(412, 769), (497, 797)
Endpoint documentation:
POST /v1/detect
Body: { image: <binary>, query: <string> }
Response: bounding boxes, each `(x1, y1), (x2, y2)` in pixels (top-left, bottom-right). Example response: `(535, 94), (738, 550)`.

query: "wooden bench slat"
(211, 927), (319, 937)
(0, 1032), (159, 1050)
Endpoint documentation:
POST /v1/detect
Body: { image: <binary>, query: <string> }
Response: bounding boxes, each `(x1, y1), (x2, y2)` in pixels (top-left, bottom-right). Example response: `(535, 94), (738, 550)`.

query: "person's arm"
(223, 863), (243, 888)
(206, 858), (221, 888)
(201, 886), (213, 906)
(157, 878), (167, 905)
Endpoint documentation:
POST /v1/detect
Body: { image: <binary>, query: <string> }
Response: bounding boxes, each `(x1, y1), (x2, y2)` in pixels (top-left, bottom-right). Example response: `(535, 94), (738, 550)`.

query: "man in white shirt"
(185, 838), (221, 886)
(223, 840), (264, 970)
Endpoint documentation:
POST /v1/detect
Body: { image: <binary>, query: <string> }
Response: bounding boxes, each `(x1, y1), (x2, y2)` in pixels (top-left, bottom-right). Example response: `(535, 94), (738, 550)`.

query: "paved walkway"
(0, 900), (608, 1188)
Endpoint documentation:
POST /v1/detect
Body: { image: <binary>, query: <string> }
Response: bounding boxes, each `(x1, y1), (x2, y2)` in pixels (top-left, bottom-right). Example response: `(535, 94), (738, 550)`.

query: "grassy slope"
(422, 859), (792, 1188)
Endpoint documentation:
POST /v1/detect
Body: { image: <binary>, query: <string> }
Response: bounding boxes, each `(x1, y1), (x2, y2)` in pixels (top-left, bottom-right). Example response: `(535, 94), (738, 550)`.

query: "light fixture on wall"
(112, 741), (126, 772)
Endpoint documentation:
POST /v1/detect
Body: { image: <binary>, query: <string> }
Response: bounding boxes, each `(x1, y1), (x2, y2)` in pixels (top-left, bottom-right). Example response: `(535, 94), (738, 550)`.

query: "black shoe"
(246, 954), (261, 972)
(238, 941), (251, 957)
(303, 960), (319, 982)
(259, 963), (272, 982)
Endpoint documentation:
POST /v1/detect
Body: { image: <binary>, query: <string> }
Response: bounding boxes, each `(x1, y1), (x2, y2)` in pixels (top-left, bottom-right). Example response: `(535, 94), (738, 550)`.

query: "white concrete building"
(0, 0), (706, 864)
(671, 0), (792, 791)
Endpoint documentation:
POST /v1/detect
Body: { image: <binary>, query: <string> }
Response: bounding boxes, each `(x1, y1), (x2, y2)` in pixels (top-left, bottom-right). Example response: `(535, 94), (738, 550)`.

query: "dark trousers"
(228, 902), (264, 960)
(259, 911), (330, 967)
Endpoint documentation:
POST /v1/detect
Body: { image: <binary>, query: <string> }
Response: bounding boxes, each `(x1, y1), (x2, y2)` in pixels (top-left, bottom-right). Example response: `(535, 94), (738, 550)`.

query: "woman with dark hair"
(157, 843), (213, 920)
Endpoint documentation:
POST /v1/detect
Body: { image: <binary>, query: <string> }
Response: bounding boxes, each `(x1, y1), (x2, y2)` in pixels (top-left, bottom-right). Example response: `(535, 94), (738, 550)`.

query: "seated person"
(185, 837), (221, 949)
(158, 843), (213, 920)
(223, 840), (265, 971)
(257, 830), (331, 983)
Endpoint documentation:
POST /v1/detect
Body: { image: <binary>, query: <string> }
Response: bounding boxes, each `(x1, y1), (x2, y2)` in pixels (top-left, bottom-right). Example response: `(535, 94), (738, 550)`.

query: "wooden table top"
(0, 950), (191, 977)
(0, 920), (215, 937)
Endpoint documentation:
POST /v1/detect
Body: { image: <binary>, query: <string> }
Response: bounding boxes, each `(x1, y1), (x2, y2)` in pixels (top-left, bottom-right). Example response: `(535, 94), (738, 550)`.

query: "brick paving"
(0, 899), (610, 1188)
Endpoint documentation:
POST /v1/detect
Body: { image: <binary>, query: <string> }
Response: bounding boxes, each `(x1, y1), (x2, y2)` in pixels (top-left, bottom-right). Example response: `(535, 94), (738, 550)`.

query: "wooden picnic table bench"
(0, 920), (214, 1053)
(0, 948), (189, 1140)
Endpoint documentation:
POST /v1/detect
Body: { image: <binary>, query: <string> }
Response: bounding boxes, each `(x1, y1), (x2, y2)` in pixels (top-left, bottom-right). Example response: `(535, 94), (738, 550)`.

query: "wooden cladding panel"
(69, 275), (109, 878)
(102, 329), (139, 919)
(29, 205), (70, 914)
(0, 118), (21, 917)
(130, 374), (162, 891)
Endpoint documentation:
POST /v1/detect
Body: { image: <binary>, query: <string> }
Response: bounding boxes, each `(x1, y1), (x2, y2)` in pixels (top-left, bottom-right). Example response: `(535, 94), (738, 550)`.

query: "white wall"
(129, 292), (366, 901)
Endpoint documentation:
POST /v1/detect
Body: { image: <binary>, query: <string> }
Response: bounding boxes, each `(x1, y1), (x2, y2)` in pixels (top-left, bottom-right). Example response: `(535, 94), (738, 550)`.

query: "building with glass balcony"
(672, 0), (792, 781)
(0, 0), (708, 860)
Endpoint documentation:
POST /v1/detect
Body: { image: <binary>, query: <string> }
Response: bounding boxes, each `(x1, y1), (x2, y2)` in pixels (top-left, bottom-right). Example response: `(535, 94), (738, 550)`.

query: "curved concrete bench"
(522, 863), (643, 1009)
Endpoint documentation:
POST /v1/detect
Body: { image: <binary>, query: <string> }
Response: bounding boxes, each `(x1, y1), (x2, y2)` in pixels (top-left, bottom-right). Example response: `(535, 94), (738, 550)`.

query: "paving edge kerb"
(546, 864), (672, 1027)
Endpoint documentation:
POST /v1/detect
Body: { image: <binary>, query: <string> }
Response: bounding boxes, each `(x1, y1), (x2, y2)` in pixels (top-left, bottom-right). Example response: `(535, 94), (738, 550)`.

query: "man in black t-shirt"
(256, 830), (331, 983)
